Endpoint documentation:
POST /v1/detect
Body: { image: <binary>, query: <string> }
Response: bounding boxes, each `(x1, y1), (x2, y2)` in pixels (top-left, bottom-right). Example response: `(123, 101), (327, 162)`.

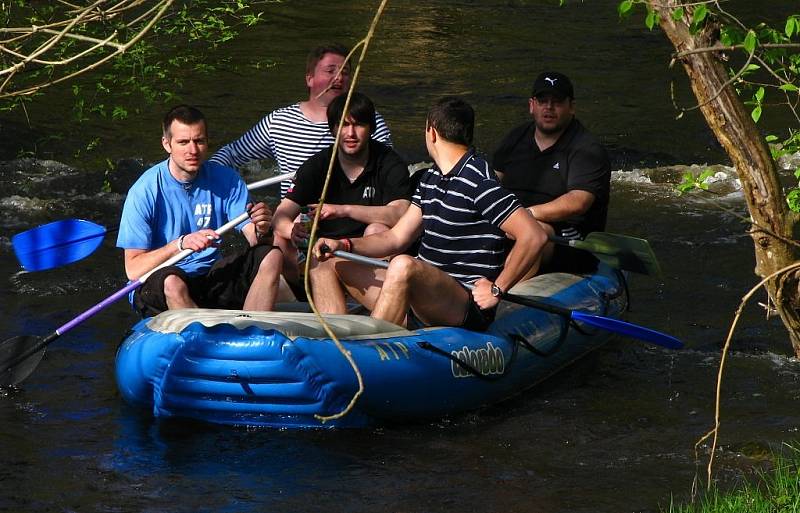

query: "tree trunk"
(648, 1), (800, 354)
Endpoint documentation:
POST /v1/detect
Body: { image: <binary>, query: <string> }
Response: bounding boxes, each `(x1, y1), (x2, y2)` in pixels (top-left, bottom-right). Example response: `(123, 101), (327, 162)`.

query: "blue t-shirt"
(116, 158), (250, 276)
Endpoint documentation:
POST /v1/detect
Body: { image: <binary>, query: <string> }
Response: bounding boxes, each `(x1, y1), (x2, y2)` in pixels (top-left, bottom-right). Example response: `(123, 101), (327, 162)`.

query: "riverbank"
(669, 445), (800, 512)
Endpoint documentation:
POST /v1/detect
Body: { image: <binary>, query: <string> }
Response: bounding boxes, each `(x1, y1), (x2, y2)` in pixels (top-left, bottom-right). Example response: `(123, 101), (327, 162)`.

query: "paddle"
(0, 210), (254, 386)
(323, 248), (683, 350)
(11, 171), (296, 272)
(550, 232), (662, 277)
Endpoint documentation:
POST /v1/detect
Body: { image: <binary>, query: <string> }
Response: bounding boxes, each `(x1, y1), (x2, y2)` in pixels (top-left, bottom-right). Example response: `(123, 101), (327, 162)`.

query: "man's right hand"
(313, 238), (341, 261)
(290, 221), (309, 246)
(178, 229), (220, 252)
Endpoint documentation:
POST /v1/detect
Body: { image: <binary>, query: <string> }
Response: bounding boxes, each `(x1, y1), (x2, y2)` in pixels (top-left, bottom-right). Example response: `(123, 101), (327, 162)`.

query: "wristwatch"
(490, 283), (504, 298)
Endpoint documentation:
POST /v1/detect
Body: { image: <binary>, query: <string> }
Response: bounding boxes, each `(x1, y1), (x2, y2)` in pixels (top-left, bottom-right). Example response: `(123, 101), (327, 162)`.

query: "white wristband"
(177, 234), (186, 251)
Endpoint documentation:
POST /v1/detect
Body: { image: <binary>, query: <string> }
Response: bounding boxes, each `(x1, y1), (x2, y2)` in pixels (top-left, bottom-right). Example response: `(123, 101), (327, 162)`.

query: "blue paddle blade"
(571, 311), (684, 349)
(12, 219), (107, 271)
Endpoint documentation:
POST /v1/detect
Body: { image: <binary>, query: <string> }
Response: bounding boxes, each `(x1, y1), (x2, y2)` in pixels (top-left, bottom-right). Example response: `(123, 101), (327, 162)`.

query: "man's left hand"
(247, 202), (273, 238)
(309, 203), (345, 220)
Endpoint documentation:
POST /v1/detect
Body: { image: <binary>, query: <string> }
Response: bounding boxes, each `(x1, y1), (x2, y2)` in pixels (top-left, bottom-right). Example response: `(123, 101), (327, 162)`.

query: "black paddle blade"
(0, 336), (46, 387)
(575, 232), (663, 277)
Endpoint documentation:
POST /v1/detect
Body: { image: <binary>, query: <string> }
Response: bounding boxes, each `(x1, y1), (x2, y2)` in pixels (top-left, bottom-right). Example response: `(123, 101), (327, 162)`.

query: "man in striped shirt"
(209, 43), (392, 198)
(209, 43), (392, 293)
(314, 97), (547, 331)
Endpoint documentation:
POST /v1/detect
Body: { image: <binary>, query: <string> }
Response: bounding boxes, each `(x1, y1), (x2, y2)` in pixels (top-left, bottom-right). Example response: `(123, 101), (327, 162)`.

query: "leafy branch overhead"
(619, 0), (800, 210)
(0, 0), (267, 116)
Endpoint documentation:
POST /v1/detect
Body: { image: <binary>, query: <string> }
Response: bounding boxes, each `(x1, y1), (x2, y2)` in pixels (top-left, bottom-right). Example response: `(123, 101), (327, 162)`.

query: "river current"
(2, 1), (800, 512)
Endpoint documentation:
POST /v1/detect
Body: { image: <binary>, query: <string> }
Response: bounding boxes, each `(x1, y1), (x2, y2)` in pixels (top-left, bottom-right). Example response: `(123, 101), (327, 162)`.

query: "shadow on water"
(2, 0), (800, 511)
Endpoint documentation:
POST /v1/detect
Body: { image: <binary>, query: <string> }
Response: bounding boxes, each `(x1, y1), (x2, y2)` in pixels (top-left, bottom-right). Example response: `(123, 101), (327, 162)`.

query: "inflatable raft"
(115, 265), (627, 428)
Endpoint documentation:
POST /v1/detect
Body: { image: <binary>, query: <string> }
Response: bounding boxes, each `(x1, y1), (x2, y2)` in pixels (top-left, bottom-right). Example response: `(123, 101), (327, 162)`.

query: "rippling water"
(2, 1), (799, 512)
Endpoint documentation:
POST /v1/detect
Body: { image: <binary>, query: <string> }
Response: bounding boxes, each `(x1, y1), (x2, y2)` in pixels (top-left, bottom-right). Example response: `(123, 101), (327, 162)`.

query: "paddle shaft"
(330, 249), (570, 313)
(5, 211), (252, 373)
(327, 249), (682, 349)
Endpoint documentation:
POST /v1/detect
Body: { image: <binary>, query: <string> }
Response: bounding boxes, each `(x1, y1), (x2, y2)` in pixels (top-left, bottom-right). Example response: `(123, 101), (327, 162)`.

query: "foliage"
(618, 1), (800, 211)
(0, 1), (270, 125)
(666, 444), (800, 512)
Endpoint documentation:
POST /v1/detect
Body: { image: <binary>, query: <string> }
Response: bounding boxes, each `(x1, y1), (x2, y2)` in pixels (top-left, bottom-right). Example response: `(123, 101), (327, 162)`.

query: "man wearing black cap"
(492, 71), (611, 276)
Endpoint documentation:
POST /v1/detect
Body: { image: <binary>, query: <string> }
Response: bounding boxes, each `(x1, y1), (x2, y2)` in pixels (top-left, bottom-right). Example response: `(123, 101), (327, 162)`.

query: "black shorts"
(408, 283), (497, 332)
(133, 243), (278, 318)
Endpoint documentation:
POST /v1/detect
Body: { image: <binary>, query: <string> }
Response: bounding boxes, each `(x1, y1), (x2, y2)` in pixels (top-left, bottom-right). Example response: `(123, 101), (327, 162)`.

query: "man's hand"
(247, 202), (273, 238)
(310, 203), (346, 220)
(179, 228), (220, 252)
(312, 237), (342, 261)
(471, 277), (500, 310)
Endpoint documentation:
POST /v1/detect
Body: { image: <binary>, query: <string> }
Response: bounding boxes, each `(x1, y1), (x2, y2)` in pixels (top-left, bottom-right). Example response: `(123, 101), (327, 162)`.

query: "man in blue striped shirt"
(314, 97), (547, 330)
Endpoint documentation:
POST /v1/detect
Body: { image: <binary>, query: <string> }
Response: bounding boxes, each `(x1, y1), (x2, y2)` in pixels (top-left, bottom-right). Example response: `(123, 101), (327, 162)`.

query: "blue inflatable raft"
(115, 265), (627, 428)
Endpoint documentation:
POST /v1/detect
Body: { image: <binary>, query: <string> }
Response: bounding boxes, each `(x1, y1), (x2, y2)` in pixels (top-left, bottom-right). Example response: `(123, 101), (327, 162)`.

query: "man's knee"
(162, 273), (190, 299)
(257, 248), (283, 276)
(385, 254), (418, 281)
(363, 223), (390, 237)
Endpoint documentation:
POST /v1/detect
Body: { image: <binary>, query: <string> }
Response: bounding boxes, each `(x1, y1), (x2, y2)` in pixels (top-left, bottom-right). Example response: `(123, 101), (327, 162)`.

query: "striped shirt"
(412, 150), (521, 284)
(210, 103), (392, 197)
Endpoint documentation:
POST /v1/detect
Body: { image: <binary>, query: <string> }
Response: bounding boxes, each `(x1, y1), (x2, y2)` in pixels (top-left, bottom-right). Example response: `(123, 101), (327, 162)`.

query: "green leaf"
(786, 17), (797, 38)
(751, 105), (763, 123)
(645, 9), (657, 30)
(692, 5), (708, 26)
(755, 86), (765, 102)
(766, 135), (779, 142)
(780, 83), (800, 92)
(672, 7), (684, 21)
(786, 188), (800, 212)
(744, 30), (758, 54)
(618, 0), (634, 16)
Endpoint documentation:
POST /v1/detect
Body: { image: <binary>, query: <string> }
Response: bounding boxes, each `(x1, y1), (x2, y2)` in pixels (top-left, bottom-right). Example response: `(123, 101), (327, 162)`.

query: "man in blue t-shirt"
(313, 97), (547, 331)
(117, 105), (284, 317)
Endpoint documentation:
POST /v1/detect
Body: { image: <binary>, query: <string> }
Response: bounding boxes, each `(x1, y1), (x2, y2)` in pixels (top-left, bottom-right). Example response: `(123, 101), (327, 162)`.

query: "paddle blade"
(12, 219), (107, 271)
(570, 311), (683, 349)
(574, 232), (663, 276)
(0, 336), (46, 386)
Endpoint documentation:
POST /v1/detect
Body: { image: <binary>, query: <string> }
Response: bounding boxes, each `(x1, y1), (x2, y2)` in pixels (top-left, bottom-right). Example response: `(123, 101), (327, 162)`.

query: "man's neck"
(533, 129), (565, 152)
(299, 95), (329, 123)
(434, 144), (470, 176)
(168, 159), (199, 184)
(338, 146), (370, 181)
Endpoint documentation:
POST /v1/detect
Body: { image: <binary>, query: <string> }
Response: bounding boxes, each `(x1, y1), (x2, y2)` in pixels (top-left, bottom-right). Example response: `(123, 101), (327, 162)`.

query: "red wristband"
(341, 237), (352, 252)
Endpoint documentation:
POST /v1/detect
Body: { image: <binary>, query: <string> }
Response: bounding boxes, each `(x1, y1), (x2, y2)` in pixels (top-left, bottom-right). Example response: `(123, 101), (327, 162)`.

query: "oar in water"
(323, 248), (683, 350)
(0, 210), (257, 387)
(550, 232), (662, 277)
(11, 172), (296, 272)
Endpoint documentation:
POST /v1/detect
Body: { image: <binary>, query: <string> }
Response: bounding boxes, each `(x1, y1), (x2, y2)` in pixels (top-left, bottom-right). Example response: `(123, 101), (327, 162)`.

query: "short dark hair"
(306, 43), (350, 75)
(426, 96), (474, 146)
(162, 105), (206, 137)
(326, 92), (376, 134)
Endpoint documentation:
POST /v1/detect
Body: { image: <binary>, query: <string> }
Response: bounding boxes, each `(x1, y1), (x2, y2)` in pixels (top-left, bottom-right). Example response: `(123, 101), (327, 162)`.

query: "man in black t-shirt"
(492, 71), (611, 276)
(271, 92), (411, 311)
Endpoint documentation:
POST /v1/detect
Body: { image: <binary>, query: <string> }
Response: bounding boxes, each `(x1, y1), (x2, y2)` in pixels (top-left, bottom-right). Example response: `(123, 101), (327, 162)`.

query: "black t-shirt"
(492, 118), (611, 235)
(287, 140), (411, 238)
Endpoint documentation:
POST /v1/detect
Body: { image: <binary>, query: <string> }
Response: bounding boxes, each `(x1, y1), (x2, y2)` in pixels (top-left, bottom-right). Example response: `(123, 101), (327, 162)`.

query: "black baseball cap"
(531, 71), (574, 99)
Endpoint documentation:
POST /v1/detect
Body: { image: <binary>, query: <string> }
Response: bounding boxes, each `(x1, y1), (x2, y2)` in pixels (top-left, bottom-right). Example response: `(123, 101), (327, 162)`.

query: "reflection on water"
(2, 0), (800, 511)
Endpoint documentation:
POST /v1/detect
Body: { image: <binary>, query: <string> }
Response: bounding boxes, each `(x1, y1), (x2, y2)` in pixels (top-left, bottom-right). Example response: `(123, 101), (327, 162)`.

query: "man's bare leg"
(164, 274), (198, 310)
(243, 248), (282, 311)
(309, 256), (348, 314)
(371, 255), (469, 326)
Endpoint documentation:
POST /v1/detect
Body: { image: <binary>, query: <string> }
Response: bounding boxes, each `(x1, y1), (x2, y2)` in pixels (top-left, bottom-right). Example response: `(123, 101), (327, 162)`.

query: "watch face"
(491, 284), (502, 297)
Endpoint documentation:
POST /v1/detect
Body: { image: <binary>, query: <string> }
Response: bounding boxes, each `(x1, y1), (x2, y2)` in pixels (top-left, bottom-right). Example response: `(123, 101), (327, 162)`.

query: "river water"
(2, 1), (800, 512)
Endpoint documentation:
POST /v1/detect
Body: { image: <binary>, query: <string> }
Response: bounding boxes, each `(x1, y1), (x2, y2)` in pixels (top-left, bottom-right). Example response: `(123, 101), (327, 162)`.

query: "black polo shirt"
(492, 118), (611, 235)
(287, 140), (411, 238)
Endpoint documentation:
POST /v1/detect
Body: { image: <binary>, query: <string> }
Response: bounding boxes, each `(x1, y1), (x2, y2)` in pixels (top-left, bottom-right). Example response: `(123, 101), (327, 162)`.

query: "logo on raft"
(450, 342), (505, 378)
